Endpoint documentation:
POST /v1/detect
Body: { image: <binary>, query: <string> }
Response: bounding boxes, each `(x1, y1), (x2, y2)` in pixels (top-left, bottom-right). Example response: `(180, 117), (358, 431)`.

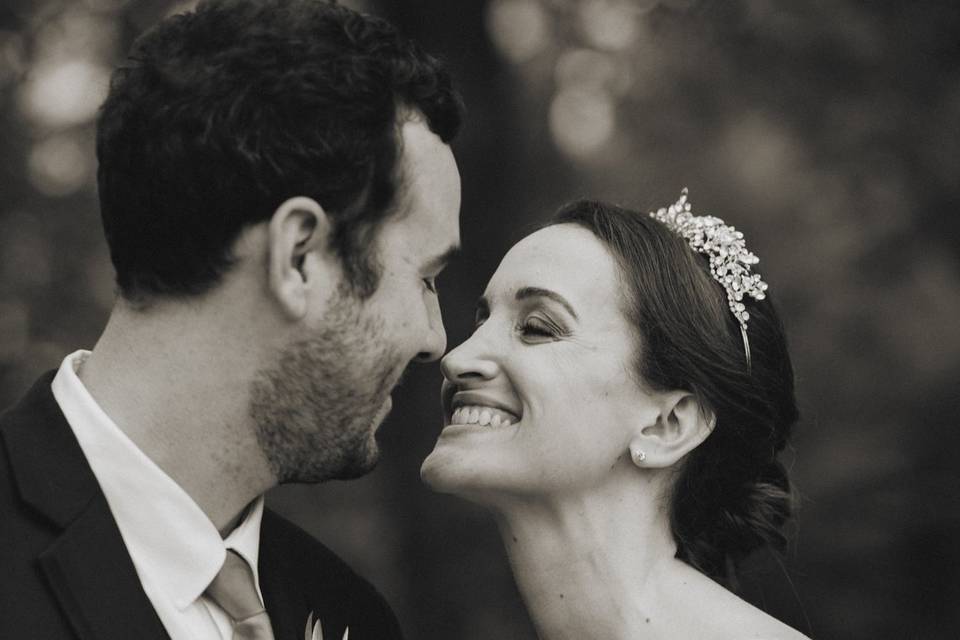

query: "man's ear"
(267, 196), (336, 320)
(629, 391), (715, 469)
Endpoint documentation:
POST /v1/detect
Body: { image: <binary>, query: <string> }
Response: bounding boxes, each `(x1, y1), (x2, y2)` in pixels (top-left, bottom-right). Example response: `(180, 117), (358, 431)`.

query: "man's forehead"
(387, 119), (461, 256)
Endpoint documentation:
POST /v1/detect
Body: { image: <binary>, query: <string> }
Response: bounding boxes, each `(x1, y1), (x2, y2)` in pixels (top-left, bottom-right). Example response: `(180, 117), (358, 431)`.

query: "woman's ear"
(266, 196), (336, 320)
(629, 391), (715, 469)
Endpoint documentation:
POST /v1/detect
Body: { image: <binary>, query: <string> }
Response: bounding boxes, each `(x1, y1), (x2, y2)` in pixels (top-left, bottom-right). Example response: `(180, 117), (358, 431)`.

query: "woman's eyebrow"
(514, 286), (579, 320)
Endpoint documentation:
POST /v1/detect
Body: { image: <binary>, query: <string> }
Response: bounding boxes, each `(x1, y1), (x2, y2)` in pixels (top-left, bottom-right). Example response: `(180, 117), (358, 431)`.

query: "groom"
(0, 1), (462, 639)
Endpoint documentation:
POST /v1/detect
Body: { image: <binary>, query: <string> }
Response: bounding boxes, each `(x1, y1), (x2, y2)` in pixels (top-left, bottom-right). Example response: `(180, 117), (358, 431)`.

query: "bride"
(422, 192), (810, 639)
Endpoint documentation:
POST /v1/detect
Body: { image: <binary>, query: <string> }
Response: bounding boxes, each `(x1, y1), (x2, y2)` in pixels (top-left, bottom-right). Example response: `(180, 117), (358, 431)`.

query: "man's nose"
(414, 306), (447, 363)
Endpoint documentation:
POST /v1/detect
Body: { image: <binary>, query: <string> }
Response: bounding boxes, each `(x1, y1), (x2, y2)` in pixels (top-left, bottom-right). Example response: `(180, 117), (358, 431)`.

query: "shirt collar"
(51, 350), (265, 610)
(223, 496), (265, 602)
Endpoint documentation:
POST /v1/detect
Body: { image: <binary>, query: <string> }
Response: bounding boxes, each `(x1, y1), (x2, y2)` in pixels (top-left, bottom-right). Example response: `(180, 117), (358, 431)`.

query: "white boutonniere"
(304, 611), (349, 640)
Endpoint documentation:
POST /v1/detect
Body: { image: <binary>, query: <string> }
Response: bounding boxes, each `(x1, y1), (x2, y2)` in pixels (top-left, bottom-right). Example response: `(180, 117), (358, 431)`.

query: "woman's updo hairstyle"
(549, 199), (799, 584)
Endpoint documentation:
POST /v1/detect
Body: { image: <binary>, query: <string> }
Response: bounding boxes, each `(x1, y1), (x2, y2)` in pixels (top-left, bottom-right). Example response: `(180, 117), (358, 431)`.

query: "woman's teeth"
(449, 405), (516, 427)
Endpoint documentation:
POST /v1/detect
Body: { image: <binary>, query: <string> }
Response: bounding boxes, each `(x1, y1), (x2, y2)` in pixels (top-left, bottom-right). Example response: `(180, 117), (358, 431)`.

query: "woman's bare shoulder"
(742, 631), (811, 640)
(736, 622), (812, 640)
(711, 591), (811, 640)
(680, 570), (811, 640)
(661, 562), (810, 640)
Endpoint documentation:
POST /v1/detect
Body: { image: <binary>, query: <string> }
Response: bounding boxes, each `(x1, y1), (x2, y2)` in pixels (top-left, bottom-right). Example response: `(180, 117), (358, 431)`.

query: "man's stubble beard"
(248, 291), (401, 484)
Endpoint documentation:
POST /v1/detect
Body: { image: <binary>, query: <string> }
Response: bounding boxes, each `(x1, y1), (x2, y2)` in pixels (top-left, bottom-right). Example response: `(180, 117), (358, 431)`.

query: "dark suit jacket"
(0, 372), (405, 640)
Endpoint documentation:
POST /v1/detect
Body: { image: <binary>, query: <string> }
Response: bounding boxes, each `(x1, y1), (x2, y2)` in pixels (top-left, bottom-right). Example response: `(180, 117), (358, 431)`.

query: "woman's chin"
(420, 444), (504, 500)
(420, 447), (466, 494)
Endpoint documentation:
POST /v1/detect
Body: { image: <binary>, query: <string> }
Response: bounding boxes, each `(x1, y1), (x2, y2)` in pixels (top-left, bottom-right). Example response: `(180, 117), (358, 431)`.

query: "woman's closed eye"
(517, 315), (562, 341)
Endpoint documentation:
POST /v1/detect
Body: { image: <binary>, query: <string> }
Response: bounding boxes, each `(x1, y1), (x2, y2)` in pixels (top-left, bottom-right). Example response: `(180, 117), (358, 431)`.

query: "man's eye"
(423, 277), (438, 293)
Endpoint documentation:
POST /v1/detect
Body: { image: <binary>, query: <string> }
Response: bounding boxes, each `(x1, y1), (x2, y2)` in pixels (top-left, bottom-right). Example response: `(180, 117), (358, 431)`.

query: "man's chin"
(339, 418), (387, 477)
(276, 431), (381, 484)
(333, 442), (380, 480)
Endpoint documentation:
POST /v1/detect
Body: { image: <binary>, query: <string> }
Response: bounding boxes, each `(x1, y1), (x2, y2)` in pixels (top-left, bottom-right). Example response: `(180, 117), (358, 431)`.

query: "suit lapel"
(39, 494), (170, 640)
(259, 518), (309, 640)
(1, 372), (169, 640)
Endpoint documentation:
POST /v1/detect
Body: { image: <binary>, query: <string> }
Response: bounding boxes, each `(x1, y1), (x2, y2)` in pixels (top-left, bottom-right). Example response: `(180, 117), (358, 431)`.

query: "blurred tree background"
(2, 0), (959, 638)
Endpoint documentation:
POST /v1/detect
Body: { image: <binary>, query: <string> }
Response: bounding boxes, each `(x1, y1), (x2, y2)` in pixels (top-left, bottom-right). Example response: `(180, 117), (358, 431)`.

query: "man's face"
(250, 118), (461, 483)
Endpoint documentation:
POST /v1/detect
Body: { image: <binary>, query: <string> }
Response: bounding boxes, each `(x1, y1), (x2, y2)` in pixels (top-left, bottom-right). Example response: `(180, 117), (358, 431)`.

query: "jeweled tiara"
(649, 188), (768, 367)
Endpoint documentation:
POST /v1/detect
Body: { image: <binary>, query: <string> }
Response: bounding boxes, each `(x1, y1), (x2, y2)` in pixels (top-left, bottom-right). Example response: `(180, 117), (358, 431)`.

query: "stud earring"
(630, 447), (646, 465)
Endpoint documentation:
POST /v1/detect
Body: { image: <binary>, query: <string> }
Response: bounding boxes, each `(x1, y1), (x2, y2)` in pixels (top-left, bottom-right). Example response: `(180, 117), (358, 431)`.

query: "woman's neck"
(490, 482), (688, 640)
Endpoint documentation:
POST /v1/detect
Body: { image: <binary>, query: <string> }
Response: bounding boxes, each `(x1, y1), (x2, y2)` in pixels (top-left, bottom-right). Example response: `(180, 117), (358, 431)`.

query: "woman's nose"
(440, 331), (499, 384)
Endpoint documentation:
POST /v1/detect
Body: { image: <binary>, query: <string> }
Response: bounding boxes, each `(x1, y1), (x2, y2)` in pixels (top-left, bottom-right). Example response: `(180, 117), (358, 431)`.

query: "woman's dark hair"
(550, 199), (799, 584)
(96, 0), (463, 302)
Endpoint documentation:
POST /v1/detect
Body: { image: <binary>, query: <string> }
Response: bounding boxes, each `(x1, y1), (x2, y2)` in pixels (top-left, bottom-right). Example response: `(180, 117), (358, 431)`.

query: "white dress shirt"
(51, 350), (267, 640)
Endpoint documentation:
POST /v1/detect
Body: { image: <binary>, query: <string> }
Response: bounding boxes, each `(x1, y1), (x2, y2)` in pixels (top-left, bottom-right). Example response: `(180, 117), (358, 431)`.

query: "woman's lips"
(446, 390), (522, 428)
(447, 389), (523, 422)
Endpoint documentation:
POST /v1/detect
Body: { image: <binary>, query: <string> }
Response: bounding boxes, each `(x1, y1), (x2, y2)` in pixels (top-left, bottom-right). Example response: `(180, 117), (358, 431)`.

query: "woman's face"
(421, 224), (662, 502)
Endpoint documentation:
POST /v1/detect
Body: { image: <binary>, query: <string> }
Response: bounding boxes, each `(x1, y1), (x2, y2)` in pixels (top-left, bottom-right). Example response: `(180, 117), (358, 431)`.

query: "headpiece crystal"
(649, 188), (768, 363)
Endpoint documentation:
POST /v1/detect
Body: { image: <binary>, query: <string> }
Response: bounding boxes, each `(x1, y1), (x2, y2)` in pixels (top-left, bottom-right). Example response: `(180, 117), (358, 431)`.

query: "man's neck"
(78, 302), (276, 534)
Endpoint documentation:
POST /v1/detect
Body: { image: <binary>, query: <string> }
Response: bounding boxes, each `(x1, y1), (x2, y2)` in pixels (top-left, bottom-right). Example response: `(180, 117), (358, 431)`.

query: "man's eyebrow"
(515, 286), (579, 320)
(424, 245), (461, 272)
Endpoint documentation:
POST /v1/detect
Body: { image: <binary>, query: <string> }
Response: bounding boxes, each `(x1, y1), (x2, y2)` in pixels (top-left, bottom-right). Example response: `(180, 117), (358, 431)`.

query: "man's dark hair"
(96, 0), (463, 302)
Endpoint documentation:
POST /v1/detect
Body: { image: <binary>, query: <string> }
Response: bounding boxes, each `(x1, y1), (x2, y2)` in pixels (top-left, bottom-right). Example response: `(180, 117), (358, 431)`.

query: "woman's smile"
(449, 405), (516, 427)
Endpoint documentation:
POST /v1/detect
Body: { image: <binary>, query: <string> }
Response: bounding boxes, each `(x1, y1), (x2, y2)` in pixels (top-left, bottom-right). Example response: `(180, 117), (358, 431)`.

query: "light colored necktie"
(205, 550), (275, 640)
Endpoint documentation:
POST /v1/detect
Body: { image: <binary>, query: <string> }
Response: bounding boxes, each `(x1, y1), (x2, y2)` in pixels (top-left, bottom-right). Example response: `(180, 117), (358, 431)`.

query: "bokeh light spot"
(549, 87), (616, 159)
(486, 0), (550, 63)
(18, 58), (110, 128)
(578, 0), (640, 51)
(28, 134), (92, 197)
(721, 113), (802, 191)
(555, 48), (617, 91)
(36, 9), (119, 61)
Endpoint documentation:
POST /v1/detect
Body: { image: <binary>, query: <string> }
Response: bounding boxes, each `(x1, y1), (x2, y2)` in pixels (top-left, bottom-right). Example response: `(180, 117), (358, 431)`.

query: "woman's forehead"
(485, 224), (623, 309)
